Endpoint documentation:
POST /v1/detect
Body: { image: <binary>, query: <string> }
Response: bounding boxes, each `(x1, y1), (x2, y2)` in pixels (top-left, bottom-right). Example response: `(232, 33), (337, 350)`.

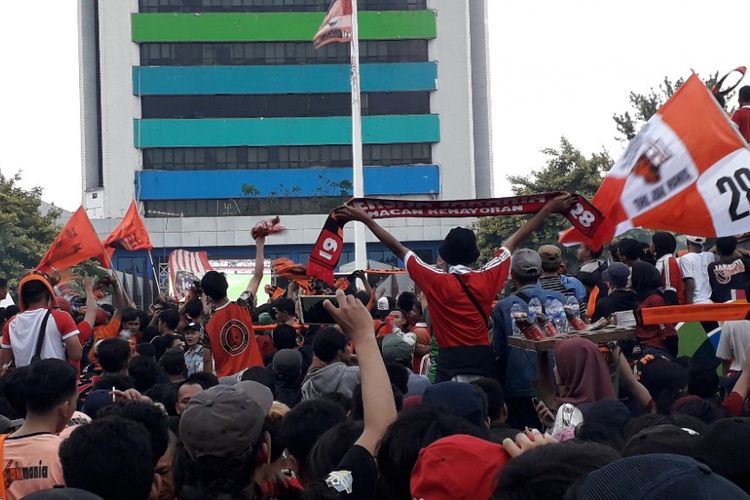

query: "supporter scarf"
(307, 193), (602, 284)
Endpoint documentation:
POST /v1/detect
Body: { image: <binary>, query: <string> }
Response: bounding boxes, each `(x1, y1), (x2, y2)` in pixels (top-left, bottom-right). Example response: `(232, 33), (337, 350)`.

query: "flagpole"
(350, 0), (367, 272)
(148, 250), (162, 296)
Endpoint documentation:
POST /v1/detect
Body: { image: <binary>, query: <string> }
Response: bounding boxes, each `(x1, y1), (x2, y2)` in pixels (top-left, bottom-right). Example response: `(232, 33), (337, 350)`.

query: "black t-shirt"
(708, 256), (749, 303)
(324, 445), (378, 500)
(593, 289), (639, 322)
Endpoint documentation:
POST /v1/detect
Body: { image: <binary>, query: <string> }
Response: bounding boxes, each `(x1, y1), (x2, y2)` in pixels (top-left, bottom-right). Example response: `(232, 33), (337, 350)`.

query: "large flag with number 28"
(560, 74), (750, 249)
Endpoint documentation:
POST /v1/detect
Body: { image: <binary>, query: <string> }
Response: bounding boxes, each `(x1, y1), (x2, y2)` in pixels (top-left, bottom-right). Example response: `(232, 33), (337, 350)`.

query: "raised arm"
(82, 277), (98, 329)
(503, 194), (576, 253)
(110, 274), (126, 322)
(333, 206), (408, 261)
(325, 289), (396, 455)
(246, 236), (266, 298)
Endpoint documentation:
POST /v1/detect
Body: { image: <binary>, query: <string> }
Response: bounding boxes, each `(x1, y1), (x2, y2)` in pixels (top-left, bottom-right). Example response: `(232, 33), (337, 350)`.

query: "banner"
(307, 193), (602, 284)
(168, 249), (212, 301)
(37, 207), (110, 273)
(103, 200), (153, 253)
(560, 74), (750, 250)
(313, 0), (353, 49)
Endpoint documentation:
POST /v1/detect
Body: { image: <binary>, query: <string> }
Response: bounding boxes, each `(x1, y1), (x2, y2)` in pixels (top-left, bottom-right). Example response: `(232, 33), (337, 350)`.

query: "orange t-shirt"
(94, 318), (121, 342)
(205, 302), (263, 377)
(411, 324), (431, 373)
(2, 433), (66, 499)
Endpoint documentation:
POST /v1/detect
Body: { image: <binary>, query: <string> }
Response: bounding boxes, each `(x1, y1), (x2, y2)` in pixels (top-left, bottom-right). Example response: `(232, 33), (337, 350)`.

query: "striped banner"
(168, 249), (213, 301)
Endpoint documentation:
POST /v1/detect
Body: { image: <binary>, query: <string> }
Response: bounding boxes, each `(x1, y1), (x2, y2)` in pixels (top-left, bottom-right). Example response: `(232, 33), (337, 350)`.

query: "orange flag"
(103, 200), (153, 253)
(37, 207), (110, 273)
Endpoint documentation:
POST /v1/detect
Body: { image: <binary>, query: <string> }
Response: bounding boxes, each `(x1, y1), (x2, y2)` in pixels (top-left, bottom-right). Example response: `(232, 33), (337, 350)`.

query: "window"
(142, 143), (432, 170)
(143, 197), (349, 217)
(140, 92), (430, 119)
(139, 0), (427, 13)
(139, 40), (428, 66)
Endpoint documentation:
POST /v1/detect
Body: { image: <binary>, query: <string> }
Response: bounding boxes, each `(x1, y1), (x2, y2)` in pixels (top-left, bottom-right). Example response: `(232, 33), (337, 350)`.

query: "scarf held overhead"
(307, 193), (602, 284)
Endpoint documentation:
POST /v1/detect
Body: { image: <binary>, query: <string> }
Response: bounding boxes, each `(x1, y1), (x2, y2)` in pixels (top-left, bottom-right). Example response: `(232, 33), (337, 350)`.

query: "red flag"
(560, 74), (750, 250)
(104, 200), (153, 252)
(313, 0), (352, 49)
(37, 207), (110, 273)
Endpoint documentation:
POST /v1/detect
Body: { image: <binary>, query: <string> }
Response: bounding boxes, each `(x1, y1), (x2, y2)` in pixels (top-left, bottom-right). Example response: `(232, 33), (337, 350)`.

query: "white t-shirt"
(1, 308), (79, 366)
(678, 252), (715, 304)
(716, 320), (750, 372)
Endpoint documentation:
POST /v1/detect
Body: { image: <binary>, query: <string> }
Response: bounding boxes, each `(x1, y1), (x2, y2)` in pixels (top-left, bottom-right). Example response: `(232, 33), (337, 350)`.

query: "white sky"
(0, 0), (747, 210)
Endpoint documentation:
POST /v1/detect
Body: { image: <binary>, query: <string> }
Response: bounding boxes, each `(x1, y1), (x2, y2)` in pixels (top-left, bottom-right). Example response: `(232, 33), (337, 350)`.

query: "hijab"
(554, 338), (615, 406)
(630, 261), (664, 302)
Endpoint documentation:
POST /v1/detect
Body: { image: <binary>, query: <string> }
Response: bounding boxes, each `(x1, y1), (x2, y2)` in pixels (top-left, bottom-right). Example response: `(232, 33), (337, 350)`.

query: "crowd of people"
(1, 195), (750, 499)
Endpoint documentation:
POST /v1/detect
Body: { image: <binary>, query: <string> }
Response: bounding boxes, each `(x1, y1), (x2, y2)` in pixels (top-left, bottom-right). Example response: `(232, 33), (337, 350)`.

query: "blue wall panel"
(134, 114), (440, 147)
(136, 165), (439, 199)
(133, 63), (437, 95)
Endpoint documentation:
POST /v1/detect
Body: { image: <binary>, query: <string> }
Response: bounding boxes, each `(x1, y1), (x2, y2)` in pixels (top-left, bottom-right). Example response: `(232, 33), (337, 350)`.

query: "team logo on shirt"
(219, 319), (250, 355)
(4, 459), (51, 489)
(713, 259), (746, 285)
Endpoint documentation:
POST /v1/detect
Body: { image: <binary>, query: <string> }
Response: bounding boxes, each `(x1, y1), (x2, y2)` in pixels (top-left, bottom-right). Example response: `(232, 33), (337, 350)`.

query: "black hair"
(396, 292), (417, 313)
(183, 298), (203, 320)
(93, 373), (135, 392)
(158, 308), (181, 330)
(0, 367), (30, 418)
(624, 413), (675, 441)
(200, 271), (228, 302)
(24, 359), (77, 414)
(137, 310), (150, 333)
(312, 327), (348, 364)
(122, 307), (140, 325)
(385, 362), (410, 395)
(153, 334), (184, 361)
(494, 441), (621, 500)
(101, 303), (115, 315)
(136, 342), (156, 360)
(142, 325), (160, 344)
(183, 371), (219, 390)
(716, 236), (738, 257)
(97, 338), (131, 373)
(587, 246), (604, 259)
(160, 348), (187, 377)
(471, 377), (506, 421)
(355, 291), (371, 308)
(673, 399), (727, 425)
(319, 392), (352, 415)
(622, 424), (700, 458)
(146, 383), (179, 416)
(671, 413), (708, 435)
(128, 355), (166, 393)
(97, 400), (169, 466)
(241, 366), (276, 398)
(60, 416), (154, 500)
(688, 358), (720, 399)
(272, 297), (296, 317)
(21, 280), (49, 307)
(279, 399), (346, 482)
(377, 407), (485, 500)
(652, 231), (677, 258)
(641, 359), (689, 414)
(740, 85), (750, 104)
(272, 324), (298, 350)
(617, 238), (643, 262)
(3, 305), (19, 322)
(307, 421), (364, 482)
(351, 383), (402, 421)
(575, 422), (625, 452)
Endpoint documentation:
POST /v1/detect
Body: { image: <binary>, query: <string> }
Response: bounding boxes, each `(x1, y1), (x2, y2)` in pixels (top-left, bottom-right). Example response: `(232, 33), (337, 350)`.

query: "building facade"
(78, 0), (492, 283)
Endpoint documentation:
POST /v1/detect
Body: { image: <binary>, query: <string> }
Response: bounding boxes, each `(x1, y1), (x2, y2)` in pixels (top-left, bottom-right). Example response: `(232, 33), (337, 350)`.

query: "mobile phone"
(299, 295), (339, 325)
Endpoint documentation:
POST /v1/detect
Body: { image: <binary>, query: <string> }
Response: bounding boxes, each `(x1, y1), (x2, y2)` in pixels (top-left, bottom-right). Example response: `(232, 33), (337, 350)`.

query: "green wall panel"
(131, 11), (436, 42)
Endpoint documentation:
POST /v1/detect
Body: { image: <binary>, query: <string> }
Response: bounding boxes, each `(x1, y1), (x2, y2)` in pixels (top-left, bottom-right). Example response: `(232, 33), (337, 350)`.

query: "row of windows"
(142, 143), (432, 169)
(140, 92), (429, 119)
(139, 40), (428, 66)
(144, 196), (347, 217)
(139, 0), (426, 13)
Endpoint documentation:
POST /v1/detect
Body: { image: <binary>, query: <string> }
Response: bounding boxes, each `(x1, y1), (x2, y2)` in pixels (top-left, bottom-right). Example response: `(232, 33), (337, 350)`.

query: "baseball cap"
(377, 297), (391, 312)
(258, 312), (273, 325)
(184, 321), (201, 332)
(272, 349), (303, 379)
(410, 434), (511, 500)
(623, 424), (699, 458)
(578, 453), (750, 500)
(685, 236), (707, 247)
(538, 244), (562, 265)
(381, 334), (414, 365)
(511, 249), (542, 278)
(603, 262), (630, 287)
(179, 381), (273, 460)
(423, 382), (487, 429)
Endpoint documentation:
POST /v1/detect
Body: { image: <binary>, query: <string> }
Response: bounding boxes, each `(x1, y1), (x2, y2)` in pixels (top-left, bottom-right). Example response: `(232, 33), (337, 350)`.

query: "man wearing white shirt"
(679, 236), (715, 305)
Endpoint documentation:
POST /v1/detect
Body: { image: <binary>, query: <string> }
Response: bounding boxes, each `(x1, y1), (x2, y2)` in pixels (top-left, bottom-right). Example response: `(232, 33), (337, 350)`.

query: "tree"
(475, 138), (611, 264)
(0, 171), (60, 292)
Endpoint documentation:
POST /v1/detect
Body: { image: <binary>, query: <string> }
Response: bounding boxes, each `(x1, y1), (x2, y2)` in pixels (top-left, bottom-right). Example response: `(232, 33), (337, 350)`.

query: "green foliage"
(240, 183), (260, 197)
(0, 171), (60, 293)
(475, 138), (612, 265)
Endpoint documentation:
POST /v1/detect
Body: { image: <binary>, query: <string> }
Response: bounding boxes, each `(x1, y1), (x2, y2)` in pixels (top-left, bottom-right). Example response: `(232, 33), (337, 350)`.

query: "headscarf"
(554, 337), (615, 406)
(630, 261), (663, 302)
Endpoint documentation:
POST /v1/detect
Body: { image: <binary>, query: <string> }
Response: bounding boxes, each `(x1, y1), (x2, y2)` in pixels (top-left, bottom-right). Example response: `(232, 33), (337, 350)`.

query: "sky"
(0, 0), (747, 211)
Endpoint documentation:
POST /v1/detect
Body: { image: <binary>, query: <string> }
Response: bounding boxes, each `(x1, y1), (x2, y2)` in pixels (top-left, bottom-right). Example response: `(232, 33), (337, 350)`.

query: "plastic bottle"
(511, 302), (545, 341)
(546, 298), (568, 333)
(564, 296), (589, 331)
(510, 303), (524, 336)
